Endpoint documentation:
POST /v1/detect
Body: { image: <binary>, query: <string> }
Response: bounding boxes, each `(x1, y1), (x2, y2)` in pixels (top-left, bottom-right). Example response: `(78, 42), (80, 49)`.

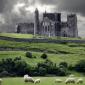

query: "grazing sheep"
(65, 78), (76, 84)
(34, 79), (40, 84)
(69, 74), (75, 77)
(76, 78), (83, 84)
(55, 79), (63, 83)
(0, 79), (2, 85)
(24, 74), (29, 79)
(24, 77), (34, 83)
(24, 74), (29, 82)
(24, 75), (34, 83)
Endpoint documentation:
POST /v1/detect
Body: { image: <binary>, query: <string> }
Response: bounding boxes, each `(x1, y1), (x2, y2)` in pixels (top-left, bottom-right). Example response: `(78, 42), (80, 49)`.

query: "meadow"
(0, 40), (85, 54)
(0, 33), (83, 40)
(0, 51), (85, 66)
(2, 77), (85, 85)
(0, 37), (85, 66)
(0, 33), (85, 77)
(0, 33), (34, 39)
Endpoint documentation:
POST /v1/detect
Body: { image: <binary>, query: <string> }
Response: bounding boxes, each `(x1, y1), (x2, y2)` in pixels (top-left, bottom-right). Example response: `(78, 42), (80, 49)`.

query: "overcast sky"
(0, 0), (85, 37)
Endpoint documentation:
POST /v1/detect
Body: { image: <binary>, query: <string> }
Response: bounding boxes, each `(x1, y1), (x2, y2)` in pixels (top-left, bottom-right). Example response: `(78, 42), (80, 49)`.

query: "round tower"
(34, 8), (40, 35)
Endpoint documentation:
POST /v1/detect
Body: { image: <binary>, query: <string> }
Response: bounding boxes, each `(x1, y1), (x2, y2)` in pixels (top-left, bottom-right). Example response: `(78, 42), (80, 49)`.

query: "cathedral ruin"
(17, 8), (78, 37)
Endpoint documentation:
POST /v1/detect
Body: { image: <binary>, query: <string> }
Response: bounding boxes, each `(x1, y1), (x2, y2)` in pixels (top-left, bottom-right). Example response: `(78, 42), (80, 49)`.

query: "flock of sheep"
(24, 74), (84, 84)
(24, 74), (40, 84)
(55, 75), (84, 84)
(0, 74), (84, 85)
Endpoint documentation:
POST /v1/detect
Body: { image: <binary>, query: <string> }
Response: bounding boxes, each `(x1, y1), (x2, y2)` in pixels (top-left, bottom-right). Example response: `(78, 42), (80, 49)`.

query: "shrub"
(0, 57), (31, 77)
(14, 60), (29, 76)
(57, 68), (67, 76)
(38, 59), (53, 69)
(14, 56), (21, 61)
(29, 67), (39, 76)
(26, 52), (32, 58)
(56, 62), (69, 76)
(74, 60), (85, 72)
(38, 67), (47, 76)
(0, 71), (11, 77)
(37, 59), (68, 76)
(59, 62), (68, 68)
(41, 53), (48, 59)
(68, 64), (74, 70)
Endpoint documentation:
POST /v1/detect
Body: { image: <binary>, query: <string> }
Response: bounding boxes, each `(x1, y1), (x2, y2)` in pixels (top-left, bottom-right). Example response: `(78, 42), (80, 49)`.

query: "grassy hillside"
(0, 40), (85, 54)
(0, 33), (85, 76)
(0, 33), (83, 40)
(0, 36), (85, 66)
(0, 51), (84, 66)
(0, 33), (34, 38)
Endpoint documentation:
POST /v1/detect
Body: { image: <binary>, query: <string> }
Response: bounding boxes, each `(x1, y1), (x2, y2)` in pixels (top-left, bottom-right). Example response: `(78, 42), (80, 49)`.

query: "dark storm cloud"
(0, 0), (17, 13)
(58, 0), (85, 15)
(0, 0), (6, 12)
(38, 0), (59, 5)
(0, 0), (85, 20)
(0, 0), (31, 32)
(0, 0), (85, 15)
(37, 0), (85, 16)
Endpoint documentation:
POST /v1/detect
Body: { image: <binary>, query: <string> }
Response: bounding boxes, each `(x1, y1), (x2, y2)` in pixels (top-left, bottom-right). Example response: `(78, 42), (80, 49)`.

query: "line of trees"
(0, 56), (85, 77)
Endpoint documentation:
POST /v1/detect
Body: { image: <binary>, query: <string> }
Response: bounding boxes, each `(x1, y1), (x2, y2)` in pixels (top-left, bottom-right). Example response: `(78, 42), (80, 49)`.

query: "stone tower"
(67, 14), (78, 37)
(34, 8), (40, 35)
(55, 13), (61, 36)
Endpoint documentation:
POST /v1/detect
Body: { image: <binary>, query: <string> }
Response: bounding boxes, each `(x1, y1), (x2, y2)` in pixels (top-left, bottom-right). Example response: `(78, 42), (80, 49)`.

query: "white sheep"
(76, 78), (83, 84)
(34, 79), (40, 84)
(0, 79), (2, 85)
(65, 77), (76, 84)
(24, 75), (34, 83)
(55, 79), (63, 83)
(24, 74), (29, 79)
(69, 74), (75, 77)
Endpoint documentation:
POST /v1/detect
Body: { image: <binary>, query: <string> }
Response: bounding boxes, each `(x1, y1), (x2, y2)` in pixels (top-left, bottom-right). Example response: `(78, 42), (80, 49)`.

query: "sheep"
(0, 79), (2, 85)
(24, 74), (29, 79)
(69, 74), (75, 77)
(34, 79), (40, 84)
(24, 74), (29, 82)
(76, 78), (83, 84)
(24, 77), (34, 83)
(24, 75), (34, 83)
(55, 79), (63, 83)
(65, 77), (76, 84)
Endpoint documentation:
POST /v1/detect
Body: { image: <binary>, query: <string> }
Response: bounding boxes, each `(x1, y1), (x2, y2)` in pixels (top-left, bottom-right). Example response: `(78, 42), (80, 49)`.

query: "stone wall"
(0, 36), (85, 43)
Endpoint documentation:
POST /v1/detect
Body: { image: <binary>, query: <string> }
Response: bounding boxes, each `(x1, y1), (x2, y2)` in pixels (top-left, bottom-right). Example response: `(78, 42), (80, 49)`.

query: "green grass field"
(0, 33), (85, 77)
(0, 33), (34, 38)
(0, 33), (83, 40)
(0, 51), (85, 66)
(0, 40), (85, 54)
(2, 77), (85, 85)
(0, 37), (85, 66)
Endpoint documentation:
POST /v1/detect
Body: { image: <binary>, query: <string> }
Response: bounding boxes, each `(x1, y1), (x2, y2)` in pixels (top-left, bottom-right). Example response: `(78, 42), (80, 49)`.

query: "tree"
(14, 60), (28, 76)
(38, 67), (47, 76)
(41, 53), (48, 59)
(26, 52), (32, 58)
(59, 62), (68, 68)
(74, 60), (85, 72)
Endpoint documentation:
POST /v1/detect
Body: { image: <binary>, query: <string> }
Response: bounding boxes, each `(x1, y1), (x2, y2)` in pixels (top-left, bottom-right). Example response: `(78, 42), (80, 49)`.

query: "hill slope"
(0, 33), (85, 65)
(0, 33), (85, 76)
